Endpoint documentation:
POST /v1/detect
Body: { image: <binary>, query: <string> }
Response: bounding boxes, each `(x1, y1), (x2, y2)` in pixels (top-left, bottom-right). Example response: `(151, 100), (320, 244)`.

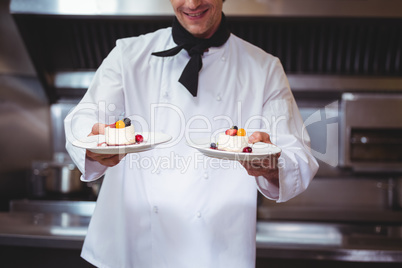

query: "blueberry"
(123, 118), (131, 126)
(233, 126), (238, 130)
(210, 143), (217, 149)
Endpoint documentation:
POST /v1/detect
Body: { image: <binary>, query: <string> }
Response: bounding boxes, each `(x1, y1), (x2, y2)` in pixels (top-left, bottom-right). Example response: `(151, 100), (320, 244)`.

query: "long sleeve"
(255, 59), (319, 202)
(64, 45), (125, 182)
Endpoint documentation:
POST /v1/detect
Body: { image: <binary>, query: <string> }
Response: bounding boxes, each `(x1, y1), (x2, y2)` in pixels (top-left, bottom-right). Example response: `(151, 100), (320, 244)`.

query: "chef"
(64, 0), (319, 267)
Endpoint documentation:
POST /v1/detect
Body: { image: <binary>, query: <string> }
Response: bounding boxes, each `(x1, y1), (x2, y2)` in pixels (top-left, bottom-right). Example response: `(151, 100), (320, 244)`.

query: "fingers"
(240, 158), (280, 186)
(248, 131), (272, 144)
(241, 160), (278, 177)
(240, 153), (279, 176)
(240, 157), (276, 170)
(86, 150), (127, 167)
(99, 154), (127, 167)
(241, 161), (266, 177)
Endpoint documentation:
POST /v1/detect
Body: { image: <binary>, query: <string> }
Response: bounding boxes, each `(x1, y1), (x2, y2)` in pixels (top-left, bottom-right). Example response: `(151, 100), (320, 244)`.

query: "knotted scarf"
(152, 13), (230, 97)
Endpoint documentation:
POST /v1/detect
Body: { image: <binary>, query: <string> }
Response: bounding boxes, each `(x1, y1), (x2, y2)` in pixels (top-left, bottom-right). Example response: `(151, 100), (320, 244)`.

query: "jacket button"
(153, 206), (158, 213)
(216, 95), (222, 101)
(203, 173), (208, 179)
(196, 211), (202, 218)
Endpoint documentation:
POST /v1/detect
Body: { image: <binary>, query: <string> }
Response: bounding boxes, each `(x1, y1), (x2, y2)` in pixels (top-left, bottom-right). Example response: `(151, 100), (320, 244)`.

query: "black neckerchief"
(152, 13), (230, 97)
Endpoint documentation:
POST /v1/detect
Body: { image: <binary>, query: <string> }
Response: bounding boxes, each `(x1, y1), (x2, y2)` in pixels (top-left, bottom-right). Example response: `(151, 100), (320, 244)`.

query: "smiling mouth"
(184, 9), (208, 17)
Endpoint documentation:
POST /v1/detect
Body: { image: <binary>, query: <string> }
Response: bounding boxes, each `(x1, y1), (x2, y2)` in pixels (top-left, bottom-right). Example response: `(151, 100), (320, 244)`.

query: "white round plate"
(72, 132), (172, 154)
(187, 138), (281, 161)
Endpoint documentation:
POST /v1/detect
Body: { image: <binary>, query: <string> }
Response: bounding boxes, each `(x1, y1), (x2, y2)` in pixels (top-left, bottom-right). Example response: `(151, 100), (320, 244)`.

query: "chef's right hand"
(86, 123), (127, 167)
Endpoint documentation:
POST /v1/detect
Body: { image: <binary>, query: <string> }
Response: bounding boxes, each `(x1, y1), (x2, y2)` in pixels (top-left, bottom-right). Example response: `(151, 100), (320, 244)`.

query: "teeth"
(187, 12), (203, 17)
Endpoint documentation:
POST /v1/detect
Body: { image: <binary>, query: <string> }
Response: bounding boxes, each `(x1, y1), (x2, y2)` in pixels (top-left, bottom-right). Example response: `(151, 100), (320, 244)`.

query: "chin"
(187, 27), (209, 38)
(191, 31), (209, 38)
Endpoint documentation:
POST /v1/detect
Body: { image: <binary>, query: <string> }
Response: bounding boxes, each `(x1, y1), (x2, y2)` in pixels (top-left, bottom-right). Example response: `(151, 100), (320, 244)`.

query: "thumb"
(248, 131), (272, 144)
(89, 123), (106, 136)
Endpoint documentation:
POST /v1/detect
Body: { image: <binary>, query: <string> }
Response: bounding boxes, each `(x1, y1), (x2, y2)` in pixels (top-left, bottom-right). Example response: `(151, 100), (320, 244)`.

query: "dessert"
(104, 118), (141, 146)
(213, 126), (252, 153)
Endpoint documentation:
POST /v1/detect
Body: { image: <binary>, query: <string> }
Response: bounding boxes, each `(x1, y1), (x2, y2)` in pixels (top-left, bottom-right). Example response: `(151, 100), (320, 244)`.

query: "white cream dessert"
(217, 133), (249, 152)
(213, 126), (252, 153)
(105, 118), (136, 146)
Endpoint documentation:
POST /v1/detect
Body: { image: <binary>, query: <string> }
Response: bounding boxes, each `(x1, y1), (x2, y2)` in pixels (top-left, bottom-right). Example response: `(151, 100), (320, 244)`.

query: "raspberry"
(135, 134), (144, 143)
(225, 129), (237, 136)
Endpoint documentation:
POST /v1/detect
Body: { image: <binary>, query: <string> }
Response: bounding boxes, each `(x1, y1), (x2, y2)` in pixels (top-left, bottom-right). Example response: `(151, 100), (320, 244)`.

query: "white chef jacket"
(65, 27), (318, 268)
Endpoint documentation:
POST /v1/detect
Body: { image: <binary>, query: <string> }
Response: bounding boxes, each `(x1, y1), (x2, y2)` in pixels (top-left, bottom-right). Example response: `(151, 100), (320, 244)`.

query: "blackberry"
(123, 118), (131, 126)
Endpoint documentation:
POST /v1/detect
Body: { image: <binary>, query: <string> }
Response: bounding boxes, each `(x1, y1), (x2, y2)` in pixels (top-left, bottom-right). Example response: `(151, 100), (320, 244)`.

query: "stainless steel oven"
(340, 93), (402, 173)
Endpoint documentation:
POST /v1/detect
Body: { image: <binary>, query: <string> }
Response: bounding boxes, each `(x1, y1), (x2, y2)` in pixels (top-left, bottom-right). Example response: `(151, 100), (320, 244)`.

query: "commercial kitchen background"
(0, 0), (401, 267)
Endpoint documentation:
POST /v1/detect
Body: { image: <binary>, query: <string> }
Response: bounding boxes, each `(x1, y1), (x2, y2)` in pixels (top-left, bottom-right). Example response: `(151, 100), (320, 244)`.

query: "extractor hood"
(10, 0), (402, 103)
(10, 0), (402, 18)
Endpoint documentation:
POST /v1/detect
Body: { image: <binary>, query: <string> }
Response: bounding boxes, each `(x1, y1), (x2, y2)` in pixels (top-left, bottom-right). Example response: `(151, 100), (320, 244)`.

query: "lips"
(183, 9), (208, 18)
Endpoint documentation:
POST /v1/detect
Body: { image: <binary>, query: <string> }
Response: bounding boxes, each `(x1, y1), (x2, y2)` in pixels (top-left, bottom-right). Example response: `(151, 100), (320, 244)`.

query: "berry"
(115, 120), (125, 129)
(225, 128), (237, 136)
(135, 134), (144, 143)
(242, 147), (252, 153)
(237, 128), (246, 136)
(123, 118), (131, 126)
(233, 126), (238, 130)
(210, 143), (217, 149)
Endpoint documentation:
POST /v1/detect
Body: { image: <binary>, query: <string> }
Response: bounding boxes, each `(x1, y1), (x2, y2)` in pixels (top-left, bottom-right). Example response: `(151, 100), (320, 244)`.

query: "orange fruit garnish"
(237, 128), (246, 136)
(115, 120), (125, 129)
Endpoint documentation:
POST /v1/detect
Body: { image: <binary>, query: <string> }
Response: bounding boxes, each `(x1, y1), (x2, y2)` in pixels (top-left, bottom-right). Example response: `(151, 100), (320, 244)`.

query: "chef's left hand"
(240, 132), (280, 188)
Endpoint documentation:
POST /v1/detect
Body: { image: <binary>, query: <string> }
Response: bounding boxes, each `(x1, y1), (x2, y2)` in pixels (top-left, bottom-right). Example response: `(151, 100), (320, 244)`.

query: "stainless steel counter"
(256, 221), (402, 263)
(0, 200), (93, 249)
(0, 200), (401, 263)
(0, 211), (89, 249)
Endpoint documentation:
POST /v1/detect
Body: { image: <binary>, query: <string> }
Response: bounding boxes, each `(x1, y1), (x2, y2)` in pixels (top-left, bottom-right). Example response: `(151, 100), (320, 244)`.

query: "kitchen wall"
(0, 0), (52, 210)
